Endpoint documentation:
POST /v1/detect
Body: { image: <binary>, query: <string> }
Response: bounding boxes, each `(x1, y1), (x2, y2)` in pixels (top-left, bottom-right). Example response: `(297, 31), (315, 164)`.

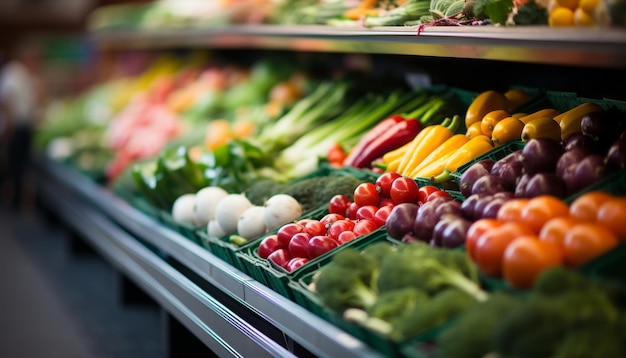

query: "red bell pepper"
(344, 116), (423, 169)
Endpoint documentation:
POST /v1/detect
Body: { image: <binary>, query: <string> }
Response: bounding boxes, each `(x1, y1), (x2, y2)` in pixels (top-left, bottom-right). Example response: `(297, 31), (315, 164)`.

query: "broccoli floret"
(532, 266), (596, 296)
(313, 174), (363, 205)
(390, 288), (476, 342)
(431, 248), (480, 284)
(360, 241), (397, 266)
(313, 248), (380, 312)
(283, 176), (325, 212)
(493, 290), (620, 358)
(436, 291), (522, 358)
(376, 244), (488, 302)
(552, 320), (626, 358)
(243, 178), (288, 205)
(367, 287), (429, 324)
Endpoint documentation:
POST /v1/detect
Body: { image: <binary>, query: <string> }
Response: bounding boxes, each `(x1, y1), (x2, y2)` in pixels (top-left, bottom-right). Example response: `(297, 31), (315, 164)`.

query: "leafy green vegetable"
(363, 0), (431, 27)
(473, 0), (514, 24)
(513, 0), (548, 25)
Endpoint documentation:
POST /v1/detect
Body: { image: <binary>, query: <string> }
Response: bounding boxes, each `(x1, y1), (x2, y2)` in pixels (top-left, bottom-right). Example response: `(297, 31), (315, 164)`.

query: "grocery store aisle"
(0, 206), (166, 358)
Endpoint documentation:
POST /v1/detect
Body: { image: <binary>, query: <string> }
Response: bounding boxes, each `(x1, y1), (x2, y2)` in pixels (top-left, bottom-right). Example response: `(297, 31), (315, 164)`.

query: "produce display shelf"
(35, 157), (384, 358)
(91, 25), (626, 69)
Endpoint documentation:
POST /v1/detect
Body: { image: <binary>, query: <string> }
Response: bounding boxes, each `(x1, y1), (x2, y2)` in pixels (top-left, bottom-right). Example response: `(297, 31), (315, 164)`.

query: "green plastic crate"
(159, 210), (202, 245)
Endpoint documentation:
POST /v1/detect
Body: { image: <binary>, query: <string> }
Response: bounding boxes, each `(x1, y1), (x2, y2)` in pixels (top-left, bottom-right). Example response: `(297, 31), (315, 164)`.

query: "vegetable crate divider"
(238, 227), (388, 300)
(287, 234), (455, 358)
(197, 205), (329, 271)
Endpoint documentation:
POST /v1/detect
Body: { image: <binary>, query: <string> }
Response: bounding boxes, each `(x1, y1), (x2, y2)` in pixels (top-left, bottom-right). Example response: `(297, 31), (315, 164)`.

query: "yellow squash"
(464, 90), (509, 130)
(504, 88), (532, 112)
(431, 135), (494, 183)
(557, 102), (604, 140)
(409, 134), (470, 178)
(491, 116), (525, 146)
(481, 109), (511, 138)
(521, 117), (562, 142)
(518, 108), (561, 124)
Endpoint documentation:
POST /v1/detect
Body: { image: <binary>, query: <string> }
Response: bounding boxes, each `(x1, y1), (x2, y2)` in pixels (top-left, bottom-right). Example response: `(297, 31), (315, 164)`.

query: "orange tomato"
(497, 198), (530, 223)
(569, 191), (613, 222)
(503, 235), (564, 289)
(538, 216), (578, 249)
(597, 197), (626, 239)
(474, 221), (535, 277)
(563, 223), (619, 267)
(327, 143), (348, 167)
(520, 195), (570, 233)
(465, 218), (502, 261)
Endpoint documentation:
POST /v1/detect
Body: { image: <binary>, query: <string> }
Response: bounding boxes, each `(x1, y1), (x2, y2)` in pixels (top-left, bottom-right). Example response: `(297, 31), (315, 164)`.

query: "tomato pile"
(466, 192), (626, 289)
(257, 173), (453, 272)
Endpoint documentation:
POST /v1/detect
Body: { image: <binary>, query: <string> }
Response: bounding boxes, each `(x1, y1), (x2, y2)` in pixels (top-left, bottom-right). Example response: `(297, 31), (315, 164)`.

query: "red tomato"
(474, 222), (534, 277)
(328, 219), (356, 241)
(302, 220), (326, 237)
(373, 205), (393, 227)
(353, 219), (379, 236)
(426, 190), (451, 203)
(286, 257), (310, 272)
(267, 248), (292, 269)
(376, 172), (402, 198)
(288, 232), (312, 258)
(319, 213), (345, 228)
(328, 194), (352, 216)
(356, 205), (378, 221)
(390, 177), (420, 204)
(465, 218), (502, 261)
(337, 230), (358, 244)
(277, 222), (304, 248)
(354, 182), (381, 207)
(379, 198), (395, 207)
(417, 185), (440, 205)
(347, 202), (360, 220)
(257, 234), (282, 259)
(307, 235), (339, 259)
(503, 235), (564, 289)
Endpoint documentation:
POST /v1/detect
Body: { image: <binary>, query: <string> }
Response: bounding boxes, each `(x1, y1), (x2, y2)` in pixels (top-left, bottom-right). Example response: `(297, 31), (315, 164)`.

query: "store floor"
(0, 205), (166, 358)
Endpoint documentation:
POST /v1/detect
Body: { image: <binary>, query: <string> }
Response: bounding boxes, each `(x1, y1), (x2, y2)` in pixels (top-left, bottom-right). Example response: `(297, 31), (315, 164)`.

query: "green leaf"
(474, 0), (514, 24)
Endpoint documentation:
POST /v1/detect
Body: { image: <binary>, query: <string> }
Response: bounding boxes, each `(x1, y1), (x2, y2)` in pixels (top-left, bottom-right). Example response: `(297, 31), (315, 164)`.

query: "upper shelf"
(90, 25), (626, 69)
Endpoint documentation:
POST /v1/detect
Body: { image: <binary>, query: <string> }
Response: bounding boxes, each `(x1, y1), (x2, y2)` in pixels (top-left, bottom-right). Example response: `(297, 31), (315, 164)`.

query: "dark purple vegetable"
(580, 108), (625, 147)
(561, 132), (598, 153)
(556, 148), (589, 178)
(386, 203), (419, 241)
(514, 173), (531, 198)
(473, 194), (494, 220)
(490, 149), (523, 177)
(471, 174), (507, 196)
(413, 197), (460, 242)
(493, 160), (525, 192)
(566, 154), (613, 195)
(520, 138), (564, 175)
(431, 214), (472, 249)
(493, 191), (515, 200)
(459, 159), (495, 198)
(481, 196), (511, 219)
(605, 131), (626, 170)
(460, 193), (484, 221)
(524, 173), (568, 199)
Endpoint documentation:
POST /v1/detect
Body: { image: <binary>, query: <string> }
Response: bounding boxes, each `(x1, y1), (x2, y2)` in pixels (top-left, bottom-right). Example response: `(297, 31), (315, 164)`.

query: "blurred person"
(0, 41), (46, 211)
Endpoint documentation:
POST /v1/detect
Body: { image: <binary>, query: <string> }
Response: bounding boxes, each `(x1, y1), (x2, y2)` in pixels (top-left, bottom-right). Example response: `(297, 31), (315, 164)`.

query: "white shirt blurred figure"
(0, 42), (45, 211)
